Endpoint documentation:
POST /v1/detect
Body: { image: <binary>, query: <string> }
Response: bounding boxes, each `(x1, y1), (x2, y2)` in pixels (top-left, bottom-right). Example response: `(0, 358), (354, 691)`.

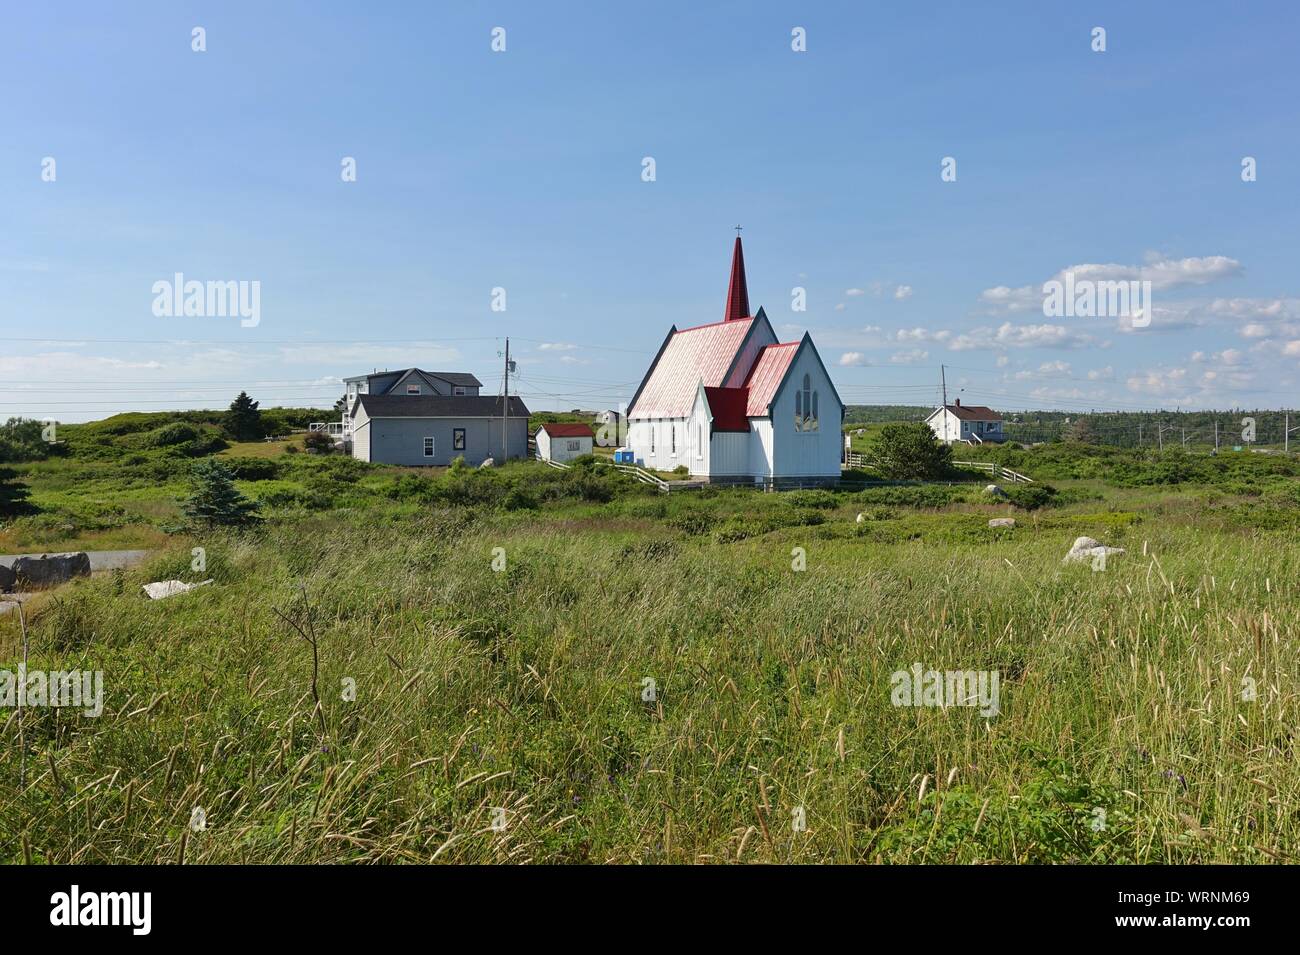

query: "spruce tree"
(226, 391), (263, 442)
(0, 466), (32, 517)
(183, 459), (259, 525)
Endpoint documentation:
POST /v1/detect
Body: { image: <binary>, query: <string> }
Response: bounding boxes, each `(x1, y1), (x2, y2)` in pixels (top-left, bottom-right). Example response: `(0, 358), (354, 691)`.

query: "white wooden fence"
(953, 460), (1034, 484)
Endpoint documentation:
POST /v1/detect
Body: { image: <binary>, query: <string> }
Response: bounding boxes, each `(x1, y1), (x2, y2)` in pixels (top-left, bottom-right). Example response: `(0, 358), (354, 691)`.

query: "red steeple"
(724, 234), (750, 322)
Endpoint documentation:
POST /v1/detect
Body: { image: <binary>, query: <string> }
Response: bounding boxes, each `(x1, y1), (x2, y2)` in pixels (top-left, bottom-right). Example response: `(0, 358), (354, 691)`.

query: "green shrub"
(1004, 484), (1060, 510)
(221, 457), (281, 481)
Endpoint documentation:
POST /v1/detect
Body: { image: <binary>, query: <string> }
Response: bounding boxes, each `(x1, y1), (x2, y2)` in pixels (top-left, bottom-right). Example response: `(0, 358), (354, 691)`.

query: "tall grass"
(1, 485), (1297, 863)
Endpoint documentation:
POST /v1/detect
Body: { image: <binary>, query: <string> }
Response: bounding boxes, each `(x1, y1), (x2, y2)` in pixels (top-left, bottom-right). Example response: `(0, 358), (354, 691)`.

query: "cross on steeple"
(734, 224), (743, 236)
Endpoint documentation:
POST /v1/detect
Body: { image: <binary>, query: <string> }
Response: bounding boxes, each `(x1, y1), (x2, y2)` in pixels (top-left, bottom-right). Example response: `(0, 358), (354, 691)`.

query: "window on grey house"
(453, 428), (465, 451)
(423, 436), (434, 457)
(407, 384), (420, 395)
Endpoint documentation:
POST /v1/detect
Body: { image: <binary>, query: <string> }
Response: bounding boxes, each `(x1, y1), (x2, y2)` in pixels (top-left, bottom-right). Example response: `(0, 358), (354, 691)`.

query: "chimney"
(954, 398), (961, 407)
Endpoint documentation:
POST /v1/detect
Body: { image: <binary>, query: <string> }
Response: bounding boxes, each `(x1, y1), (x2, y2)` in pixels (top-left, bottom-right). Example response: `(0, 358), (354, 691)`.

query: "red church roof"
(703, 386), (751, 432)
(742, 340), (800, 417)
(628, 316), (756, 419)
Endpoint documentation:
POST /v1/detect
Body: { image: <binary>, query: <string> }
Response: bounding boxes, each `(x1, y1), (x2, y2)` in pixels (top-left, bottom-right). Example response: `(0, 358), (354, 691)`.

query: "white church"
(626, 236), (844, 483)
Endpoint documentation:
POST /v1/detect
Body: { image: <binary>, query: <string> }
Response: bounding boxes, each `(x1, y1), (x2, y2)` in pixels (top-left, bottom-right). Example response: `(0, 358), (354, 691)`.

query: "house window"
(407, 384), (421, 395)
(697, 424), (703, 458)
(650, 424), (655, 454)
(566, 440), (580, 452)
(453, 387), (465, 396)
(423, 436), (434, 457)
(671, 424), (676, 456)
(453, 428), (466, 451)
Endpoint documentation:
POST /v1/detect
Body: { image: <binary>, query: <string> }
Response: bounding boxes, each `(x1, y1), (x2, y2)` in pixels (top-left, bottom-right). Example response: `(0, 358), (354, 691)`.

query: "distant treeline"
(844, 405), (1300, 448)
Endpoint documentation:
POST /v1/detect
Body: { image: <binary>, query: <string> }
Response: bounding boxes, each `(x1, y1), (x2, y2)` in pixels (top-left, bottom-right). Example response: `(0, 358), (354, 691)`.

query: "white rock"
(989, 518), (1016, 528)
(142, 579), (214, 600)
(1062, 536), (1126, 564)
(479, 457), (495, 469)
(856, 513), (865, 523)
(985, 484), (1007, 498)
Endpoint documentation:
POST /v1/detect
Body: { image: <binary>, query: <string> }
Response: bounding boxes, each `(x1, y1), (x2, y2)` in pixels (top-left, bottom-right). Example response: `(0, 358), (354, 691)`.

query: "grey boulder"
(12, 552), (92, 588)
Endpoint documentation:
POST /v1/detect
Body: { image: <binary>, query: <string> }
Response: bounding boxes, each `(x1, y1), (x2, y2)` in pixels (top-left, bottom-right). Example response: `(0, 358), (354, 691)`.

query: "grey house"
(341, 368), (483, 437)
(350, 393), (531, 466)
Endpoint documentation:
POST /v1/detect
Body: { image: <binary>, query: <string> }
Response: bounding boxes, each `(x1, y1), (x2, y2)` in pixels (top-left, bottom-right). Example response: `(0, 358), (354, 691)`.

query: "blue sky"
(3, 1), (1297, 421)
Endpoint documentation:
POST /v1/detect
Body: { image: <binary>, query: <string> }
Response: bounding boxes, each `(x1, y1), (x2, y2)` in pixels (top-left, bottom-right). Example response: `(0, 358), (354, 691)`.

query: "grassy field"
(2, 422), (1299, 863)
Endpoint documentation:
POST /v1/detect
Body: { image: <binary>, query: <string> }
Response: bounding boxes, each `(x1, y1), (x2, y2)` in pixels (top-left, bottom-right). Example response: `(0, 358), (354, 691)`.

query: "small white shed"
(536, 422), (595, 463)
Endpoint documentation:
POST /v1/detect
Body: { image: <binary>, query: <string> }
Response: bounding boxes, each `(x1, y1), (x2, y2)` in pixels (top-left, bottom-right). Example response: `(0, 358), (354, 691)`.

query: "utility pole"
(1214, 420), (1219, 451)
(1288, 411), (1291, 454)
(940, 365), (949, 442)
(502, 337), (510, 462)
(1138, 422), (1142, 447)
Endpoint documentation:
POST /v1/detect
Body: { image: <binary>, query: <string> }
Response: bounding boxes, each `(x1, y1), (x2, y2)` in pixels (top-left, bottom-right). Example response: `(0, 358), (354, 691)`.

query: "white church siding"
(766, 343), (844, 478)
(709, 432), (749, 476)
(685, 391), (711, 477)
(632, 417), (688, 472)
(748, 419), (775, 480)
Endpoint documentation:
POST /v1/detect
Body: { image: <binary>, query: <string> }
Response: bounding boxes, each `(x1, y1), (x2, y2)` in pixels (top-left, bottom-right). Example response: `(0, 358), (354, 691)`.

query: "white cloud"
(845, 288), (865, 297)
(950, 322), (1098, 351)
(834, 303), (846, 312)
(838, 351), (867, 367)
(981, 256), (1242, 315)
(895, 326), (951, 344)
(889, 348), (928, 365)
(894, 284), (913, 300)
(979, 285), (1039, 313)
(538, 342), (578, 351)
(1011, 360), (1071, 380)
